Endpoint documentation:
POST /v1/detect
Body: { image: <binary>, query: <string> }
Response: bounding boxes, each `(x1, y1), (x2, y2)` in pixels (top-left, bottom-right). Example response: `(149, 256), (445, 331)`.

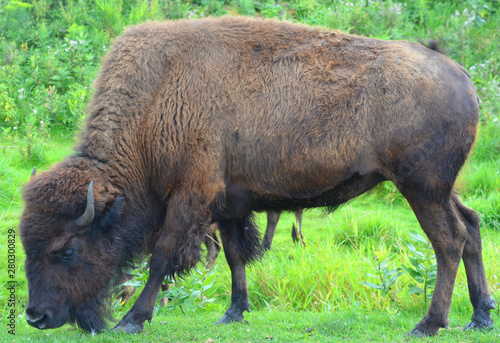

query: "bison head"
(20, 176), (126, 333)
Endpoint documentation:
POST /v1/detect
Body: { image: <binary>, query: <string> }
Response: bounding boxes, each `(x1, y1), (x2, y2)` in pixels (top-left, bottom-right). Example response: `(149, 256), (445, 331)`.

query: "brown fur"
(20, 16), (492, 336)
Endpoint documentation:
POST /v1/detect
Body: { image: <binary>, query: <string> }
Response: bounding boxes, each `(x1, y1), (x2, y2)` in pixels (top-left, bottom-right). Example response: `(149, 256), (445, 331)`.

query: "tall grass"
(221, 207), (494, 316)
(0, 158), (20, 207)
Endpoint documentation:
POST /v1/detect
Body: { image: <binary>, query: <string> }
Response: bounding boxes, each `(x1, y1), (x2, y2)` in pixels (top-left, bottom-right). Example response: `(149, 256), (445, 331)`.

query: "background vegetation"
(1, 0), (499, 341)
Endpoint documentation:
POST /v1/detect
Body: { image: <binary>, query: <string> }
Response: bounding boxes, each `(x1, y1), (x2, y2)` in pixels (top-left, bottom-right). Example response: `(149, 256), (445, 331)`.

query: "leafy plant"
(0, 159), (21, 205)
(115, 256), (219, 315)
(161, 266), (220, 314)
(402, 230), (437, 307)
(360, 244), (405, 303)
(361, 229), (439, 309)
(119, 257), (150, 289)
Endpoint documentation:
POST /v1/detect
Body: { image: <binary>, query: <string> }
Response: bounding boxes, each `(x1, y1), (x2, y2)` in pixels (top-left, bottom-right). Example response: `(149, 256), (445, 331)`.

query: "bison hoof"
(406, 322), (441, 338)
(215, 301), (250, 325)
(465, 298), (495, 331)
(406, 328), (429, 338)
(215, 312), (244, 324)
(464, 319), (494, 331)
(113, 320), (144, 334)
(215, 307), (249, 324)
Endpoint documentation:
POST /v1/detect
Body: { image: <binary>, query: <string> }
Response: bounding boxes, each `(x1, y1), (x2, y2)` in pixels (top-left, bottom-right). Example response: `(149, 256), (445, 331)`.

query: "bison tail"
(291, 224), (299, 244)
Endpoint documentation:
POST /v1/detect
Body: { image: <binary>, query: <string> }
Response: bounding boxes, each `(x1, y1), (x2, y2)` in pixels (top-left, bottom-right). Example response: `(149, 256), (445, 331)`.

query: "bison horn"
(30, 167), (36, 180)
(76, 181), (95, 228)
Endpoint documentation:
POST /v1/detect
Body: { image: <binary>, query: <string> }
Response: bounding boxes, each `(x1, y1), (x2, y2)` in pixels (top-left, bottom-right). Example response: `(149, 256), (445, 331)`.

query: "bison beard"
(73, 296), (109, 334)
(20, 16), (494, 337)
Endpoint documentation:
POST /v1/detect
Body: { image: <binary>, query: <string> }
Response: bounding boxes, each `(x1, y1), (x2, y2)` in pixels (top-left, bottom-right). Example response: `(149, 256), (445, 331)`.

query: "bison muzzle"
(20, 16), (494, 337)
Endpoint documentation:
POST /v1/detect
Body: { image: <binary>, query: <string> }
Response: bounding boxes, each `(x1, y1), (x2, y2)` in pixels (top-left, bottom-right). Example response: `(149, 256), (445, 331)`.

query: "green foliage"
(94, 0), (124, 36)
(402, 230), (438, 306)
(360, 245), (405, 303)
(161, 266), (220, 314)
(116, 257), (219, 315)
(231, 0), (257, 15)
(360, 230), (439, 309)
(465, 192), (500, 230)
(15, 115), (49, 166)
(119, 257), (150, 289)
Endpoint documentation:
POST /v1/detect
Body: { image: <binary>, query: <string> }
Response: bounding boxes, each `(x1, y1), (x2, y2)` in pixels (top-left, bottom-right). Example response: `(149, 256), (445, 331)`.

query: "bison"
(20, 16), (494, 337)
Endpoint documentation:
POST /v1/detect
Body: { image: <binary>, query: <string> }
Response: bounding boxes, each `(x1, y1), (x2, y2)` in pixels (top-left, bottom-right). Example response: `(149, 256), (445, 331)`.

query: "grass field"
(1, 0), (499, 341)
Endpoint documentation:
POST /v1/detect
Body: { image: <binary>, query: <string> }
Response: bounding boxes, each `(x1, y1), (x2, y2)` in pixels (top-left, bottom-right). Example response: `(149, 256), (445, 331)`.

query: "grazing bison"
(20, 16), (494, 337)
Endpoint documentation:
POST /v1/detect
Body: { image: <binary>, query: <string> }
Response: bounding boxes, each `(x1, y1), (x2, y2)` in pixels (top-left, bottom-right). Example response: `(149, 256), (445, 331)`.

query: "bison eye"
(62, 248), (75, 260)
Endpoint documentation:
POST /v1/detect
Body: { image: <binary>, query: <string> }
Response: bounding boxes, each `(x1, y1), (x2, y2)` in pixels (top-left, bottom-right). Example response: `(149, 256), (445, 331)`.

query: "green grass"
(1, 0), (500, 341)
(5, 302), (500, 342)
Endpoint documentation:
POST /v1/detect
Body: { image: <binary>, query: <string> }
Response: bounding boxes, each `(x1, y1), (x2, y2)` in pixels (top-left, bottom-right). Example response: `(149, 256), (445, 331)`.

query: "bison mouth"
(26, 295), (110, 333)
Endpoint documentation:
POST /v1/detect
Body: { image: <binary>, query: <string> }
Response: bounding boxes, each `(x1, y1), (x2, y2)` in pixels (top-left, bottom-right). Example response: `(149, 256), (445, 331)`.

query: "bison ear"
(97, 197), (125, 231)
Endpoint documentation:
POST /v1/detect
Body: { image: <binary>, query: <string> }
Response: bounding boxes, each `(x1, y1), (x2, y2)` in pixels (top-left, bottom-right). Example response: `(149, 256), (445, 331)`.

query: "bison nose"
(26, 307), (50, 329)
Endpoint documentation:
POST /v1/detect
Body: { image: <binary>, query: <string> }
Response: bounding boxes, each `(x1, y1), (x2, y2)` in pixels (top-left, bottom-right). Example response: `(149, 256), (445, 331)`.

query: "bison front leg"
(113, 248), (169, 333)
(114, 193), (212, 333)
(216, 216), (261, 324)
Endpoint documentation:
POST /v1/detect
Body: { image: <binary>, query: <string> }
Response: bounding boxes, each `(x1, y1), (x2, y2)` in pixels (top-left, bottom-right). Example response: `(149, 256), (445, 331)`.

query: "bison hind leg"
(453, 195), (495, 331)
(403, 195), (467, 337)
(261, 211), (280, 250)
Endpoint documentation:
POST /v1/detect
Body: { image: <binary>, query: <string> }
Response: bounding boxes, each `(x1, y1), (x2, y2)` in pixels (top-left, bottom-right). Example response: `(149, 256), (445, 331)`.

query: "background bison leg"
(453, 195), (496, 330)
(260, 209), (306, 250)
(113, 269), (137, 306)
(204, 226), (221, 271)
(216, 215), (261, 324)
(404, 195), (467, 337)
(261, 211), (281, 250)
